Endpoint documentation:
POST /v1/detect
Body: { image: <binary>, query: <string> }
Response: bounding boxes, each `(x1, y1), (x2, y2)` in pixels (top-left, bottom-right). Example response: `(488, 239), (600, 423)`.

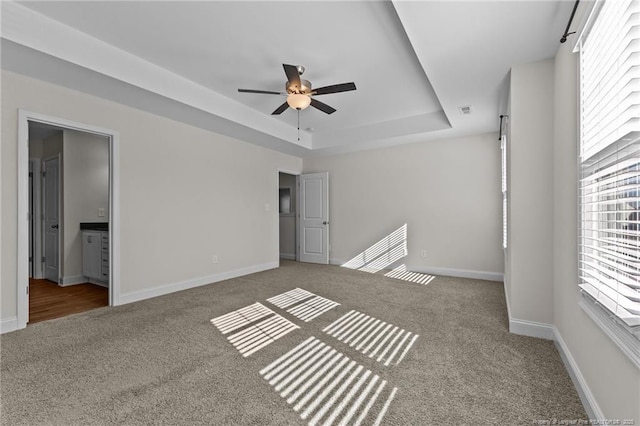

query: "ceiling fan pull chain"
(297, 109), (300, 143)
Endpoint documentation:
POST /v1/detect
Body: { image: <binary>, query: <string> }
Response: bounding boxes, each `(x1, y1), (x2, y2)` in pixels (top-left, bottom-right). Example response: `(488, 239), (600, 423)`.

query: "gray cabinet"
(82, 230), (109, 284)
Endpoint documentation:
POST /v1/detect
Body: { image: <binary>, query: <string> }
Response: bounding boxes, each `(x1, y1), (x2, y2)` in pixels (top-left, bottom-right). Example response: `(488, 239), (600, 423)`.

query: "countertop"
(80, 222), (108, 231)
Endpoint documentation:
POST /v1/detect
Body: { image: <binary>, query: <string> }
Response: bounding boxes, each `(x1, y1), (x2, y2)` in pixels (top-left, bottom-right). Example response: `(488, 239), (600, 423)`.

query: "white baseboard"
(330, 259), (504, 282)
(553, 326), (604, 420)
(117, 261), (279, 305)
(1, 316), (18, 334)
(59, 275), (88, 286)
(411, 266), (504, 282)
(280, 253), (296, 260)
(508, 317), (554, 340)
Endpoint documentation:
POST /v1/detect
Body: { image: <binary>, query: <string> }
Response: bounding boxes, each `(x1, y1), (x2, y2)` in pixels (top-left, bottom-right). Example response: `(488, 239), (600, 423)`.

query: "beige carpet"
(1, 261), (586, 425)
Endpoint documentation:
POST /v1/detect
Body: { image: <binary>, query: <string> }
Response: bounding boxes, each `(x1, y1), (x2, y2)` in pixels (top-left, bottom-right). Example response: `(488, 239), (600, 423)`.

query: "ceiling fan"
(238, 64), (356, 115)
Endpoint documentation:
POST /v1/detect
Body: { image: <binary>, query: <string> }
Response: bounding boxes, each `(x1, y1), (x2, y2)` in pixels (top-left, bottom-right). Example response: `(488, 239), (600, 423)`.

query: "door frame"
(42, 153), (62, 283)
(17, 110), (120, 329)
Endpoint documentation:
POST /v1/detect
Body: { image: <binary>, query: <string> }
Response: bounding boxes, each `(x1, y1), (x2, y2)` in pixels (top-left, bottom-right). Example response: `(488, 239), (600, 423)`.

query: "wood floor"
(29, 278), (109, 324)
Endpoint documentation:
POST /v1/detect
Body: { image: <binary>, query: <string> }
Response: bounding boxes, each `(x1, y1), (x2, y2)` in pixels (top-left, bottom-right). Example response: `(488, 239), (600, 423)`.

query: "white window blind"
(579, 0), (640, 329)
(501, 134), (507, 249)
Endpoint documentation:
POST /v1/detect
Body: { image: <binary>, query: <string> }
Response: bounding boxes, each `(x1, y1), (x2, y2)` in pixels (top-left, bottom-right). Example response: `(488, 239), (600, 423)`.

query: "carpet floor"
(0, 261), (586, 425)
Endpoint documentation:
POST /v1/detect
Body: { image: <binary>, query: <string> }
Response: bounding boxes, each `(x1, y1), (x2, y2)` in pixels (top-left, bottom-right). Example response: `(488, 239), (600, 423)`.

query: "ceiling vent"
(458, 105), (472, 115)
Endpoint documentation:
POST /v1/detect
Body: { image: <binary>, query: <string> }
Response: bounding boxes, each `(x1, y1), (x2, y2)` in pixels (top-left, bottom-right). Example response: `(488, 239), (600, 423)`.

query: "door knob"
(51, 225), (59, 229)
(323, 221), (329, 225)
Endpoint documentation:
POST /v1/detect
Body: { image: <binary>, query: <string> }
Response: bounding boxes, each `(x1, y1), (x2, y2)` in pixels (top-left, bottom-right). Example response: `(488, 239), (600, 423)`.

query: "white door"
(298, 172), (329, 264)
(43, 156), (60, 283)
(29, 160), (33, 277)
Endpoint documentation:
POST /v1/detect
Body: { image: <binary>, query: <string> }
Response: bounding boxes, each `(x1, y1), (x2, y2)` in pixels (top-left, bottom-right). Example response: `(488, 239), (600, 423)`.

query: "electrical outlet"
(421, 249), (427, 258)
(212, 255), (218, 264)
(265, 203), (271, 211)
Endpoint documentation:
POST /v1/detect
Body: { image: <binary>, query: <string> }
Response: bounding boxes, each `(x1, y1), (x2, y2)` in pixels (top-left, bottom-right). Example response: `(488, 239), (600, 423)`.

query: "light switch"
(265, 203), (270, 211)
(98, 208), (105, 217)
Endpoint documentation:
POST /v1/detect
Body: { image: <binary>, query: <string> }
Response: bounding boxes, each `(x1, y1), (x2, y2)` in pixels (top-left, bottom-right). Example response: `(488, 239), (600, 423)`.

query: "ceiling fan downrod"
(297, 109), (300, 143)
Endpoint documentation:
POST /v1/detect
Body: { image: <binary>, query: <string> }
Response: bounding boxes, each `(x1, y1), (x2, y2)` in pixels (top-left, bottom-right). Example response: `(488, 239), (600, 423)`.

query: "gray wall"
(303, 132), (504, 279)
(506, 50), (640, 420)
(551, 38), (640, 420)
(1, 70), (302, 320)
(506, 59), (555, 324)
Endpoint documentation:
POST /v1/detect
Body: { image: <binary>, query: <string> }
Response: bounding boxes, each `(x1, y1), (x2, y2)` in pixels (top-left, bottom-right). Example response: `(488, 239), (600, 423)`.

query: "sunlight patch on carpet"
(226, 313), (299, 357)
(267, 289), (340, 322)
(210, 302), (275, 334)
(260, 337), (398, 426)
(384, 264), (435, 285)
(267, 288), (316, 309)
(323, 310), (419, 367)
(286, 296), (340, 322)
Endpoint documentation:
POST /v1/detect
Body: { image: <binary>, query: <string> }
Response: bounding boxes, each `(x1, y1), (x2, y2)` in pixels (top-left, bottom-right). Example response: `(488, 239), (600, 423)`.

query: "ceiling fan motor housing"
(286, 79), (312, 95)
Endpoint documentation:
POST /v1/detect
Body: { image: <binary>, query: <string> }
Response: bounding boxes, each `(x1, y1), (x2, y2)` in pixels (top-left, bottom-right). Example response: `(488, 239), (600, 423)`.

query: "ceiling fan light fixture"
(287, 93), (311, 110)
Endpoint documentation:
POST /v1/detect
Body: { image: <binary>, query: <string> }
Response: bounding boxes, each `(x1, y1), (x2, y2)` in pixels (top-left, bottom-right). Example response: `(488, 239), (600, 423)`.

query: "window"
(578, 0), (640, 358)
(501, 130), (508, 250)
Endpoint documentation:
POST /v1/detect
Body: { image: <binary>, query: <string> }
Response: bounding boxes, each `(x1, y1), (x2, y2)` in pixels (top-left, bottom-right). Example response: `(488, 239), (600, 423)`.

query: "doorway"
(17, 111), (120, 330)
(279, 172), (298, 261)
(27, 121), (110, 323)
(278, 171), (330, 265)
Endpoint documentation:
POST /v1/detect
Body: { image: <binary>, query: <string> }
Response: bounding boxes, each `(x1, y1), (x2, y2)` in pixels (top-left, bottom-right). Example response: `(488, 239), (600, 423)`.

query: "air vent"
(458, 105), (472, 115)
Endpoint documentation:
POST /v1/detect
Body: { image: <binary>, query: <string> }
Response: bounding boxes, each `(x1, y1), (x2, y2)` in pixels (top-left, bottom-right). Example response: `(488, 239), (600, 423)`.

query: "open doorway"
(279, 172), (298, 261)
(27, 121), (110, 324)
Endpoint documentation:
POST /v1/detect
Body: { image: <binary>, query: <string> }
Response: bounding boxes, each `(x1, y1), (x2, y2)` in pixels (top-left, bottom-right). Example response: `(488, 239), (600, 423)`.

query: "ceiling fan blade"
(283, 64), (302, 90)
(312, 82), (357, 96)
(310, 98), (336, 114)
(272, 102), (290, 115)
(238, 89), (285, 95)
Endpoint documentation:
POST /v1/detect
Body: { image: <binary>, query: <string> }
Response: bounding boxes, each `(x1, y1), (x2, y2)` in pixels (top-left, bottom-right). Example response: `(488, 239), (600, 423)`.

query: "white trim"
(109, 125), (121, 307)
(17, 111), (29, 329)
(553, 326), (605, 420)
(330, 259), (504, 282)
(1, 317), (19, 334)
(572, 0), (604, 53)
(17, 110), (120, 330)
(503, 280), (513, 322)
(280, 253), (296, 260)
(411, 266), (503, 282)
(59, 275), (87, 286)
(117, 262), (278, 305)
(508, 317), (554, 340)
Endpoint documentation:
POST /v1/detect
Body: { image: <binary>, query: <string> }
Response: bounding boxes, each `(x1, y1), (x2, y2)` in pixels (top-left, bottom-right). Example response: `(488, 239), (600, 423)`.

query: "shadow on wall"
(341, 224), (434, 285)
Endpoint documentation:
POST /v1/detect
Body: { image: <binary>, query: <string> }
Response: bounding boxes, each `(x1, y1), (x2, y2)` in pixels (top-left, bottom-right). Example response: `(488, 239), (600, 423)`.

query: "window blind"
(579, 0), (640, 328)
(501, 134), (507, 249)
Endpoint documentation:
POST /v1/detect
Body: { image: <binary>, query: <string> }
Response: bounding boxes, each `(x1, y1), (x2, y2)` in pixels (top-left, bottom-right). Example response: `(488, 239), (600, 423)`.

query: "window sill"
(579, 292), (640, 369)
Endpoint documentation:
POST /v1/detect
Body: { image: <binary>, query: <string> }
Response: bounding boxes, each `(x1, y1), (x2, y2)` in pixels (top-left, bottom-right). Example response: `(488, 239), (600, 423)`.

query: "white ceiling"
(2, 1), (574, 156)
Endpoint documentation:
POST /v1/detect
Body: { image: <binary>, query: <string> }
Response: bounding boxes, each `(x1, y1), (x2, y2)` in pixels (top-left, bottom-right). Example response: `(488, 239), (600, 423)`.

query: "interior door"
(29, 160), (33, 277)
(298, 172), (329, 264)
(43, 156), (60, 283)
